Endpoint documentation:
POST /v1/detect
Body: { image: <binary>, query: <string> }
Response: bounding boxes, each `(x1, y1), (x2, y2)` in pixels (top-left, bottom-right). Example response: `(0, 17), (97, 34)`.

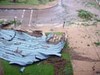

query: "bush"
(78, 9), (94, 20)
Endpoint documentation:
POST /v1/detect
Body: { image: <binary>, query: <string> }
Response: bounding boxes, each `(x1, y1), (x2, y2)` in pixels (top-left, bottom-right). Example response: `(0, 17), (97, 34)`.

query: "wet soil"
(47, 56), (67, 75)
(0, 62), (4, 75)
(71, 50), (100, 62)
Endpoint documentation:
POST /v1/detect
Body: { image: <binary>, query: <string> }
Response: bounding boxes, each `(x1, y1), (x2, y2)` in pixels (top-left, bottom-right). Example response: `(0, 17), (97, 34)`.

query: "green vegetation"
(38, 0), (54, 4)
(62, 52), (73, 75)
(0, 20), (4, 24)
(78, 9), (100, 25)
(87, 2), (97, 7)
(0, 32), (73, 75)
(0, 19), (21, 27)
(94, 18), (100, 22)
(0, 59), (54, 75)
(62, 43), (73, 75)
(94, 42), (100, 46)
(78, 9), (95, 21)
(0, 0), (54, 5)
(46, 32), (64, 35)
(86, 2), (100, 9)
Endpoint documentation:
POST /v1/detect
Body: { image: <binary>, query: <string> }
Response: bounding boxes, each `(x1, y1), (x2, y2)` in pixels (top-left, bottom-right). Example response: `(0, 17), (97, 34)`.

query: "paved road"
(0, 0), (66, 27)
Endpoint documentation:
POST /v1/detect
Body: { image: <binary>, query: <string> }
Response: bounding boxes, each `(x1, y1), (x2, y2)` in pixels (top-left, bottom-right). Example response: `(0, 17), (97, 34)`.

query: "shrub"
(78, 9), (94, 20)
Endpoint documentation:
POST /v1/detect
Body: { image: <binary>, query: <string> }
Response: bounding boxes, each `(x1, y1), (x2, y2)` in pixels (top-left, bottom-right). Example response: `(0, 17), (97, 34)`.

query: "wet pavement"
(0, 0), (100, 27)
(0, 9), (22, 21)
(0, 0), (66, 27)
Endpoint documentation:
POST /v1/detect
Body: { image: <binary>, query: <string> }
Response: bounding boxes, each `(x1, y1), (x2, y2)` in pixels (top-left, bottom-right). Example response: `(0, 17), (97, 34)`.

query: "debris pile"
(46, 33), (65, 44)
(0, 29), (65, 67)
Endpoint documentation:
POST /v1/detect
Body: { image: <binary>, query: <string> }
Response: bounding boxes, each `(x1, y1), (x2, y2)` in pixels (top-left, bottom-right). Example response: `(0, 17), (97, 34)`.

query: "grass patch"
(0, 0), (54, 5)
(0, 20), (4, 24)
(86, 2), (97, 7)
(62, 52), (73, 75)
(0, 32), (73, 75)
(62, 44), (73, 75)
(0, 59), (21, 75)
(45, 32), (64, 35)
(0, 59), (54, 75)
(23, 63), (54, 75)
(94, 42), (100, 46)
(0, 19), (21, 24)
(78, 9), (95, 21)
(86, 2), (100, 9)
